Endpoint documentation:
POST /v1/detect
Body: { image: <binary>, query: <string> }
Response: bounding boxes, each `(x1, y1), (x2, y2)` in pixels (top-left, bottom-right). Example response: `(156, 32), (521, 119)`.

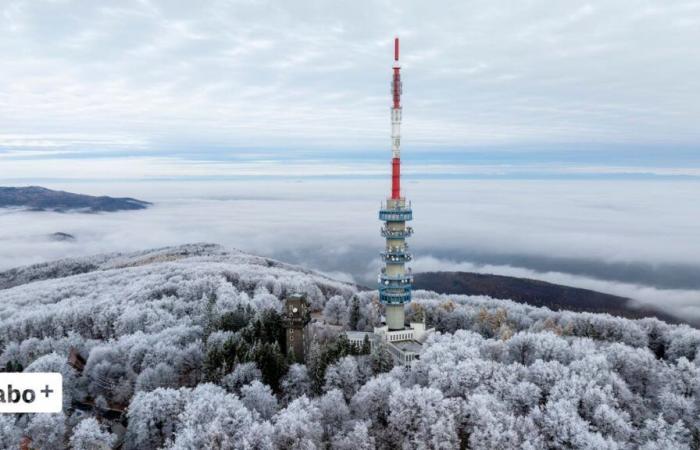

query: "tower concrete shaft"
(379, 37), (413, 331)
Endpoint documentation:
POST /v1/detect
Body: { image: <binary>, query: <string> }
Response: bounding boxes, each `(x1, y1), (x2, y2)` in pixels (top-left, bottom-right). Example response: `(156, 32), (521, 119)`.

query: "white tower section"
(391, 99), (402, 158)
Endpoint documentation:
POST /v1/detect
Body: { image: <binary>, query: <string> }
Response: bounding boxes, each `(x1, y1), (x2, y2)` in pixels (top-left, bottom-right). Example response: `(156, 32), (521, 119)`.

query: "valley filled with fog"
(1, 178), (698, 322)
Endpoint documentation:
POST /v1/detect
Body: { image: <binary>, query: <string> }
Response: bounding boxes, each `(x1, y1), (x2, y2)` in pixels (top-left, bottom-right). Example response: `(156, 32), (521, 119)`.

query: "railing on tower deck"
(380, 247), (412, 263)
(381, 226), (414, 238)
(379, 276), (413, 287)
(385, 243), (409, 252)
(379, 268), (413, 285)
(378, 287), (412, 304)
(379, 201), (412, 222)
(379, 280), (412, 290)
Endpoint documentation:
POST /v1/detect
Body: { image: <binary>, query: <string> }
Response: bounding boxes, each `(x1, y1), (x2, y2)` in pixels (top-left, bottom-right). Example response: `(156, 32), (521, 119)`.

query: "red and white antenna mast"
(378, 37), (413, 332)
(391, 37), (402, 199)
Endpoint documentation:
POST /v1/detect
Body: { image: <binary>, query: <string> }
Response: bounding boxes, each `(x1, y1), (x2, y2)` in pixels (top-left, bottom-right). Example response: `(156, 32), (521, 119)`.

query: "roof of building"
(391, 340), (423, 354)
(346, 331), (374, 340)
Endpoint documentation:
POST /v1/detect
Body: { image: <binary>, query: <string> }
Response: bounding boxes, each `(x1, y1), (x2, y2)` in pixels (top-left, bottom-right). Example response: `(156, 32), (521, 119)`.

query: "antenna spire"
(390, 37), (402, 198)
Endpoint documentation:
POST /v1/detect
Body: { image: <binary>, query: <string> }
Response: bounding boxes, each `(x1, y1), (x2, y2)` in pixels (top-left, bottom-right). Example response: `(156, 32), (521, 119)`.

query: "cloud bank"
(1, 179), (698, 320)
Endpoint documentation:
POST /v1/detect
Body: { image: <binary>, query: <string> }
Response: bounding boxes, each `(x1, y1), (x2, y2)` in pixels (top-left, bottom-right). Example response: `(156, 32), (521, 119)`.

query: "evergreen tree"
(371, 343), (394, 374)
(361, 335), (372, 355)
(203, 346), (226, 382)
(218, 305), (255, 333)
(307, 336), (357, 394)
(349, 296), (361, 331)
(250, 341), (288, 392)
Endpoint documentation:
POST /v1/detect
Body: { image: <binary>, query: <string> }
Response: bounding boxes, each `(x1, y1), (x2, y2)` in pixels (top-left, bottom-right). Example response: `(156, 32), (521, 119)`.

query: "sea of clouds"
(1, 178), (698, 321)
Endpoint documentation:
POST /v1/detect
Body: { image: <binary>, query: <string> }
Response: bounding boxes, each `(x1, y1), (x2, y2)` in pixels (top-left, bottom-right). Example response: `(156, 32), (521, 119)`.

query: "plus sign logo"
(41, 385), (54, 398)
(0, 373), (62, 413)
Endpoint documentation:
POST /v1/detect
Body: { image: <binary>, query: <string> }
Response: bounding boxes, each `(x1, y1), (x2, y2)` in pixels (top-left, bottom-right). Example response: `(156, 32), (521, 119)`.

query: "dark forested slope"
(0, 186), (151, 212)
(414, 271), (688, 326)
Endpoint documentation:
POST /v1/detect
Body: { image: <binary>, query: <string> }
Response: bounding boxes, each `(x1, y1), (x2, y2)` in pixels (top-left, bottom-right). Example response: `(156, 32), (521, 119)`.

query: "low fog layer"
(1, 179), (698, 320)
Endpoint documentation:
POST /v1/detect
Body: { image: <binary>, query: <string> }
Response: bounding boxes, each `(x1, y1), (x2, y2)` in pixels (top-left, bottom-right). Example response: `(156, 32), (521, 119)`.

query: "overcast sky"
(1, 0), (700, 180)
(1, 2), (699, 319)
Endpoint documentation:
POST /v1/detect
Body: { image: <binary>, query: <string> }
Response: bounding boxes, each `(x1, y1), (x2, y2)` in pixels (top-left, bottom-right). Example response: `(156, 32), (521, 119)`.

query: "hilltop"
(0, 244), (698, 449)
(0, 186), (151, 212)
(413, 271), (688, 327)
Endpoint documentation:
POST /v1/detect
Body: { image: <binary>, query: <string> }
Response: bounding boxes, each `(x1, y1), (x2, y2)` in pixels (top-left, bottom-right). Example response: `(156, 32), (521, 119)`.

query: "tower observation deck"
(378, 37), (413, 331)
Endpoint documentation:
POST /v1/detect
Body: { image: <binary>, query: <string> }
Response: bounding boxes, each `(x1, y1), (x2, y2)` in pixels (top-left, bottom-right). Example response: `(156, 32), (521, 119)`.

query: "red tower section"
(392, 158), (400, 199)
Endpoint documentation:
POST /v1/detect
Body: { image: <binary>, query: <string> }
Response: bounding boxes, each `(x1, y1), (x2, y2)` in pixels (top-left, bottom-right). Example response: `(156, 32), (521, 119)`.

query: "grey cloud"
(1, 0), (700, 152)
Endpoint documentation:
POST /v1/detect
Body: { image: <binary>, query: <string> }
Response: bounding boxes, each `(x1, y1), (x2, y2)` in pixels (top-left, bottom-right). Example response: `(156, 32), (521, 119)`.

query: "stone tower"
(283, 293), (310, 363)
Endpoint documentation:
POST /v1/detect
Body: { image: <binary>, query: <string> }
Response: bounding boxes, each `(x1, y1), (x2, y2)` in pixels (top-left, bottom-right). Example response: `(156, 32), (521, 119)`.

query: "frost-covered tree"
(356, 295), (382, 332)
(238, 421), (276, 450)
(665, 327), (700, 362)
(332, 421), (376, 450)
(135, 362), (178, 392)
(590, 403), (633, 443)
(273, 396), (323, 449)
(25, 413), (66, 450)
(84, 346), (131, 403)
(658, 391), (695, 430)
(69, 418), (116, 450)
(639, 415), (690, 450)
(502, 381), (541, 416)
(668, 357), (700, 412)
(606, 343), (660, 398)
(25, 352), (84, 409)
(169, 384), (263, 449)
(351, 374), (401, 426)
(241, 380), (279, 420)
(506, 331), (570, 366)
(125, 387), (191, 449)
(388, 385), (460, 449)
(318, 389), (351, 441)
(324, 356), (361, 401)
(222, 362), (263, 393)
(0, 415), (21, 450)
(526, 359), (568, 402)
(281, 363), (312, 403)
(465, 394), (525, 449)
(533, 399), (614, 449)
(323, 295), (348, 326)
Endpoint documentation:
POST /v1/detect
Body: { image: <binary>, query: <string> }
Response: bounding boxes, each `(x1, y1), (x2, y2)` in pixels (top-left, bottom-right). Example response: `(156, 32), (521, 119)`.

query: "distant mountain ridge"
(413, 271), (690, 327)
(0, 186), (151, 212)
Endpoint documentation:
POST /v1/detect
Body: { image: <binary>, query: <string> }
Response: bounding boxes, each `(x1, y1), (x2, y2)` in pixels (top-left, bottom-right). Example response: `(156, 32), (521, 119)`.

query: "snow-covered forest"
(0, 244), (698, 449)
